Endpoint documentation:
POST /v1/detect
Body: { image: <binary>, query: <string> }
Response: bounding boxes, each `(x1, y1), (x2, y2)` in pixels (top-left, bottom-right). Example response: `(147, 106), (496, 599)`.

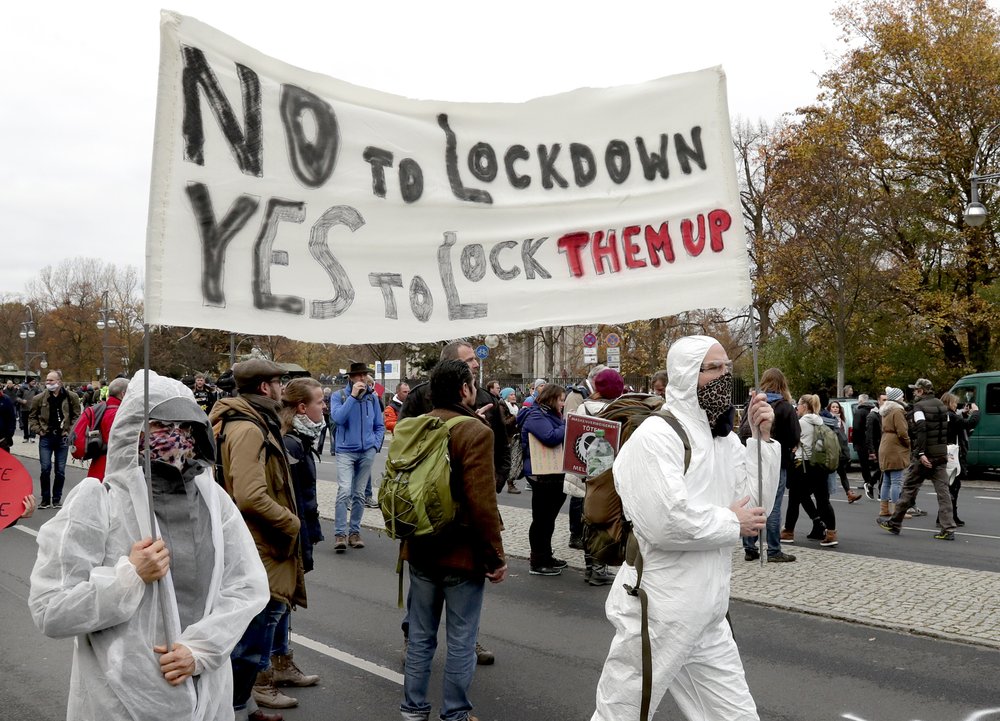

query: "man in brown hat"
(210, 359), (312, 720)
(329, 361), (385, 552)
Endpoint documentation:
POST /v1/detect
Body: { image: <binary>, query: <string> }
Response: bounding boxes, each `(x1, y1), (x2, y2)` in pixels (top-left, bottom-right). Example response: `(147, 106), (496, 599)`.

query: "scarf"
(140, 422), (197, 471)
(292, 413), (323, 439)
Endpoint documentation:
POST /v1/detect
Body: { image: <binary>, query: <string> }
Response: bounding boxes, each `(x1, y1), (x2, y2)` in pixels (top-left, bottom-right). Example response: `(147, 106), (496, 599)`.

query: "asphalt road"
(3, 454), (1000, 720)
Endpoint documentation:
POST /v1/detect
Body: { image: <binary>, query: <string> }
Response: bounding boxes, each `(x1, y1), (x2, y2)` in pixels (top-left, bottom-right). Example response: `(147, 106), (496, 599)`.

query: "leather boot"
(879, 500), (890, 517)
(271, 651), (319, 687)
(847, 490), (862, 503)
(248, 711), (284, 721)
(820, 529), (839, 547)
(506, 481), (521, 494)
(253, 669), (298, 709)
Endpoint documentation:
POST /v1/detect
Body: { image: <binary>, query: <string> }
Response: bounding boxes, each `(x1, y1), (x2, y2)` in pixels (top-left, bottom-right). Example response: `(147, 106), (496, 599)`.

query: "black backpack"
(80, 402), (109, 460)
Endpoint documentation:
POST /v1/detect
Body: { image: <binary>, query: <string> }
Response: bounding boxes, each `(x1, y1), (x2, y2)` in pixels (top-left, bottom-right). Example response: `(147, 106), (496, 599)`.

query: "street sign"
(583, 347), (598, 363)
(605, 333), (621, 347)
(583, 333), (598, 348)
(475, 345), (489, 359)
(606, 346), (621, 370)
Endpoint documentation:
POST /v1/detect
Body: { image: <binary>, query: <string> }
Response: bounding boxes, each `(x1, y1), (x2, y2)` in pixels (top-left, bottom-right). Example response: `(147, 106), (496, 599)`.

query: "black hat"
(347, 362), (374, 376)
(233, 359), (285, 390)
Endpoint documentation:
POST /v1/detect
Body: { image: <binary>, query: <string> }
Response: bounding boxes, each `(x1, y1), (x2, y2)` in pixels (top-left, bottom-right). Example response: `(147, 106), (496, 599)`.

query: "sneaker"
(52, 500), (62, 509)
(334, 535), (347, 553)
(38, 501), (51, 510)
(568, 536), (584, 550)
(767, 551), (797, 562)
(744, 549), (760, 562)
(909, 506), (928, 517)
(877, 518), (900, 535)
(529, 565), (562, 576)
(863, 482), (875, 501)
(779, 529), (795, 543)
(847, 490), (862, 503)
(933, 530), (956, 541)
(363, 496), (379, 509)
(348, 532), (365, 549)
(587, 565), (615, 586)
(819, 530), (839, 547)
(506, 484), (522, 494)
(475, 641), (495, 665)
(548, 557), (568, 569)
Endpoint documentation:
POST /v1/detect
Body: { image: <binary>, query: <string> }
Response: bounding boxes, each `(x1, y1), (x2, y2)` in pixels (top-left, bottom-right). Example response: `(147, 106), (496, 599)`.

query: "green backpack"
(379, 414), (473, 540)
(809, 423), (841, 472)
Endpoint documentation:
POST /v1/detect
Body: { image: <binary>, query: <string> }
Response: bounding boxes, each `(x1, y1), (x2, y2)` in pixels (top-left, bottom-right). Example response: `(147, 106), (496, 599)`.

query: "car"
(947, 372), (1000, 476)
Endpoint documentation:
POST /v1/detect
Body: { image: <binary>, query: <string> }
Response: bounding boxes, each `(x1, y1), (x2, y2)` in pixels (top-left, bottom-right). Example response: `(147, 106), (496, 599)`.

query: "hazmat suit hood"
(664, 335), (717, 426)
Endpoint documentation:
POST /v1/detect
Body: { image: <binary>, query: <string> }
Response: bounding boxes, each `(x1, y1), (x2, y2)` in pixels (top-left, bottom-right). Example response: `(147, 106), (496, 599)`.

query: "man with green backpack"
(388, 359), (506, 721)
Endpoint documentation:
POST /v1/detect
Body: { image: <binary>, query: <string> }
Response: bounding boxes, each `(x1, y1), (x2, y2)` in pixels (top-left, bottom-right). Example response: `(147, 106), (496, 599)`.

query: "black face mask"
(697, 372), (735, 433)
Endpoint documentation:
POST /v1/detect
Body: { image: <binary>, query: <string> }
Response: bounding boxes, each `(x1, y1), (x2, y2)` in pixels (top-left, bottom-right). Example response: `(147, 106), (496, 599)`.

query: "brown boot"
(820, 529), (839, 547)
(253, 669), (298, 709)
(506, 482), (521, 494)
(847, 490), (862, 503)
(879, 500), (890, 517)
(780, 529), (795, 543)
(271, 651), (319, 687)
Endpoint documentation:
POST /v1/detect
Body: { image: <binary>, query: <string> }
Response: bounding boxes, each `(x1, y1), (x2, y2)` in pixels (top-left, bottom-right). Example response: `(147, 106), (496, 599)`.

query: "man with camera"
(329, 362), (385, 552)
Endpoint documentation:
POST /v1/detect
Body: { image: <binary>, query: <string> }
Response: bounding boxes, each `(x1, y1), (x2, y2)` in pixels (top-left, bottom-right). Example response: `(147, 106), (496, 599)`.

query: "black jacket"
(909, 392), (949, 462)
(853, 402), (875, 453)
(865, 405), (883, 456)
(282, 431), (324, 573)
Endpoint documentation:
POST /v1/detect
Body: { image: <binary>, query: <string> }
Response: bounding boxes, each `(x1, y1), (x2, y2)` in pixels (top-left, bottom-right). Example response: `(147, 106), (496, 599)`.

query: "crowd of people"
(11, 336), (980, 721)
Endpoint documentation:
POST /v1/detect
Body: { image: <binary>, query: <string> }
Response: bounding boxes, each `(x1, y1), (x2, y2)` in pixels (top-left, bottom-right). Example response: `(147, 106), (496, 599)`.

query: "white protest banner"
(146, 13), (751, 343)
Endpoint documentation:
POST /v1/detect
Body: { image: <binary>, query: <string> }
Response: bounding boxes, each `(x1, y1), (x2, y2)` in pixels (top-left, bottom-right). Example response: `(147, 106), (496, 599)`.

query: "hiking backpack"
(74, 402), (108, 460)
(379, 414), (473, 540)
(808, 423), (841, 472)
(212, 412), (273, 489)
(582, 394), (691, 566)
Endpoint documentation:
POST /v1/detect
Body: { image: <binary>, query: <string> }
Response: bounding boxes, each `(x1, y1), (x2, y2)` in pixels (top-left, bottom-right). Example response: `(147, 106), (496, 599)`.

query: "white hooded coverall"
(29, 371), (269, 721)
(592, 336), (780, 721)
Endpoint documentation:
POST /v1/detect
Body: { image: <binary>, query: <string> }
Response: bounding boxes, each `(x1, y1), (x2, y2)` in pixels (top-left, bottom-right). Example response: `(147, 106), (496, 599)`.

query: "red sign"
(0, 450), (33, 531)
(562, 413), (622, 476)
(583, 333), (598, 348)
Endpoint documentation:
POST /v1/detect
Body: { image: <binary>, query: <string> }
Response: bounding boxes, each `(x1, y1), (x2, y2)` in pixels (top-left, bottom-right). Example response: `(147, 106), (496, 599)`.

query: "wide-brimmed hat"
(347, 362), (374, 376)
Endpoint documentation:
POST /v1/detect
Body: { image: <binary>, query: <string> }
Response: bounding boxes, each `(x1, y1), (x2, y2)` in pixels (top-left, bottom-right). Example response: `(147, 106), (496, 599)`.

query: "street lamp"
(19, 305), (37, 381)
(964, 122), (1000, 227)
(96, 290), (118, 382)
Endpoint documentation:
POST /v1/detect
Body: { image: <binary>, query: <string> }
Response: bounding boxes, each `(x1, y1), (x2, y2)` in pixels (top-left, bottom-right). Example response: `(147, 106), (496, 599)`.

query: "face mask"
(140, 423), (197, 471)
(697, 372), (734, 425)
(46, 383), (60, 392)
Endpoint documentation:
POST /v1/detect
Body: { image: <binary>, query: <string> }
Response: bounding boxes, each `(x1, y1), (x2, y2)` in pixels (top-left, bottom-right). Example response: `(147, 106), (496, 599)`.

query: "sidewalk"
(317, 479), (1000, 651)
(12, 439), (998, 650)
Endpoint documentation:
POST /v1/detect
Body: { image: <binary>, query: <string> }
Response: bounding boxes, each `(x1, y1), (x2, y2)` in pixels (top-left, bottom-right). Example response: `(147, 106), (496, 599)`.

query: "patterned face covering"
(140, 421), (197, 471)
(697, 372), (734, 426)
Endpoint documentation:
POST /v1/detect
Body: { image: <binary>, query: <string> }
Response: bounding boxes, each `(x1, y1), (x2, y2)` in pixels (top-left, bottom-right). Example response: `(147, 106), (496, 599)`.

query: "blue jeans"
(231, 599), (287, 711)
(880, 469), (902, 503)
(335, 448), (376, 536)
(38, 433), (69, 503)
(401, 565), (485, 721)
(743, 468), (787, 556)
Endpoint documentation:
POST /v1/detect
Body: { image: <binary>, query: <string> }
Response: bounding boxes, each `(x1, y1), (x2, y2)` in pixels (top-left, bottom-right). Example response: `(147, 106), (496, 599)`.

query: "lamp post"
(19, 305), (38, 381)
(229, 333), (256, 367)
(963, 122), (1000, 227)
(96, 291), (118, 382)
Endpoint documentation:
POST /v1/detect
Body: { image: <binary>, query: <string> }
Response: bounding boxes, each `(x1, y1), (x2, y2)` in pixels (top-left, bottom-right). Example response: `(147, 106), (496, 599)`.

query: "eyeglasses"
(699, 360), (734, 374)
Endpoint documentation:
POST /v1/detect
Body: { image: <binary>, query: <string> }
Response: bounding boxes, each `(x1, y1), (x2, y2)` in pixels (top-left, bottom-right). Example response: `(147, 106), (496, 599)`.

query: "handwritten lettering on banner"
(145, 13), (751, 342)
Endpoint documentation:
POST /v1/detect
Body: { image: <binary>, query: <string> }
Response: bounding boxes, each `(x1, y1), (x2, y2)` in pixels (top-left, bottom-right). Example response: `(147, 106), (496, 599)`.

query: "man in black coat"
(853, 394), (880, 499)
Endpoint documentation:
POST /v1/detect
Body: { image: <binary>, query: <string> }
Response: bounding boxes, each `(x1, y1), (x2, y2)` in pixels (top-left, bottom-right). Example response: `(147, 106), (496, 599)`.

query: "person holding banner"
(516, 383), (569, 577)
(592, 336), (778, 721)
(29, 371), (269, 721)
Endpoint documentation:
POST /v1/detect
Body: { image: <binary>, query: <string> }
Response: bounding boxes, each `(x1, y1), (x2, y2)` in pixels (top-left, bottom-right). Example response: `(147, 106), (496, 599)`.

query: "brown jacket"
(210, 395), (306, 608)
(29, 388), (81, 436)
(878, 401), (911, 471)
(402, 406), (505, 575)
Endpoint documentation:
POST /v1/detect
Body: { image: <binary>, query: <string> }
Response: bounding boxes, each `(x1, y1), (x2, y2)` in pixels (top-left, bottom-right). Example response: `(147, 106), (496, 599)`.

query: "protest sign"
(528, 435), (564, 476)
(562, 413), (622, 476)
(146, 13), (751, 342)
(0, 450), (33, 531)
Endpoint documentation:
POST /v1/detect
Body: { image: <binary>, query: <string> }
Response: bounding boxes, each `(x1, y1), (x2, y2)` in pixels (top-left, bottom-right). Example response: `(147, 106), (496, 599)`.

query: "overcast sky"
(3, 1), (874, 297)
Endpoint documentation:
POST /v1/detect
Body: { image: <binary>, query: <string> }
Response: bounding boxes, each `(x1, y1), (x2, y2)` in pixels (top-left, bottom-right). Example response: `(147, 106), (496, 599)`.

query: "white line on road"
(291, 632), (404, 686)
(900, 526), (1000, 541)
(14, 525), (38, 537)
(974, 496), (1000, 501)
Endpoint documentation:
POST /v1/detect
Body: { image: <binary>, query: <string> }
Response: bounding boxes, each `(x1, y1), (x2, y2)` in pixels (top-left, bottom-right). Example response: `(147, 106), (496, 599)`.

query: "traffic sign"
(475, 345), (489, 359)
(607, 347), (620, 360)
(583, 347), (598, 363)
(605, 333), (621, 347)
(583, 333), (598, 348)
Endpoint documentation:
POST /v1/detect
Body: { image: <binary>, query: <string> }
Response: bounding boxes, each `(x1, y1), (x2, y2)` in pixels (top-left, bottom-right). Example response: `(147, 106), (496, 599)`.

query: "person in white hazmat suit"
(29, 370), (269, 721)
(591, 336), (780, 721)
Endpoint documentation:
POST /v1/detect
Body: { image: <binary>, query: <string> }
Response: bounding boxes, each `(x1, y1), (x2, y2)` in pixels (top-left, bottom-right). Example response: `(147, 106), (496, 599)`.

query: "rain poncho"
(29, 371), (269, 721)
(592, 336), (780, 721)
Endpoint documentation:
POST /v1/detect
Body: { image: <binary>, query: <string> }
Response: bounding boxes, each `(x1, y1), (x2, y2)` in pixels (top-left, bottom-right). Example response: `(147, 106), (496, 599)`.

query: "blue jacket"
(330, 388), (385, 452)
(517, 404), (565, 477)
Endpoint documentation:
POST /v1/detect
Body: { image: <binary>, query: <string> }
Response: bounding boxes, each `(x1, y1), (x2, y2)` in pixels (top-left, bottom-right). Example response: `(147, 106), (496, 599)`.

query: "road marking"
(974, 496), (1000, 501)
(902, 526), (1000, 541)
(14, 525), (38, 538)
(291, 632), (404, 685)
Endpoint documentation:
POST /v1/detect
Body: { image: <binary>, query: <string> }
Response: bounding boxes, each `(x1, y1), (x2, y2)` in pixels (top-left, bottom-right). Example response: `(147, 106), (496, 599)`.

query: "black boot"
(806, 517), (827, 540)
